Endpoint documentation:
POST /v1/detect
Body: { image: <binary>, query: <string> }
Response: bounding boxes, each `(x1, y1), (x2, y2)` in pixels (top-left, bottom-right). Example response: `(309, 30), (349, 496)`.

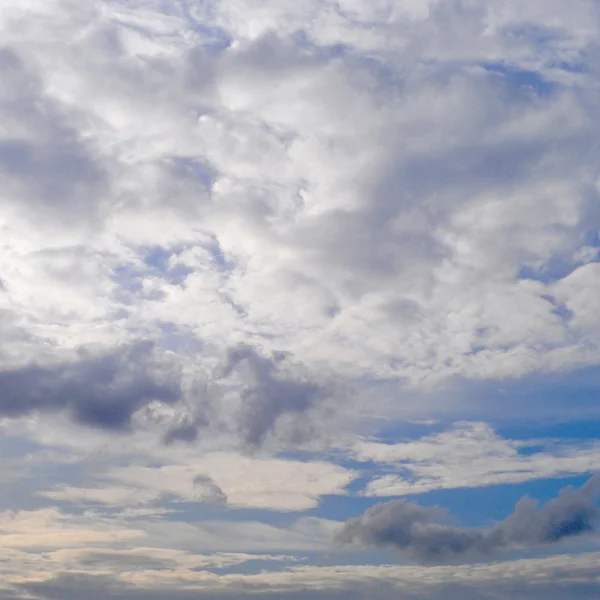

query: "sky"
(0, 0), (600, 598)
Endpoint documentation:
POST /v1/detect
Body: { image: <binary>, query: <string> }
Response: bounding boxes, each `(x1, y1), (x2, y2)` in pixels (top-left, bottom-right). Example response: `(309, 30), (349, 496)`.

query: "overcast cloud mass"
(1, 0), (600, 598)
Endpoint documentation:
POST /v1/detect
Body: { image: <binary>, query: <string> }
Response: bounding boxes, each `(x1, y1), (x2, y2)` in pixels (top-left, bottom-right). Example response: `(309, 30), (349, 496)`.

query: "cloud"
(336, 476), (600, 563)
(42, 453), (356, 512)
(0, 507), (143, 550)
(215, 345), (331, 448)
(355, 422), (600, 496)
(493, 476), (600, 546)
(10, 552), (600, 600)
(0, 342), (181, 430)
(0, 508), (336, 577)
(192, 474), (228, 506)
(52, 547), (297, 576)
(154, 343), (338, 449)
(0, 0), (600, 596)
(0, 0), (598, 420)
(162, 420), (200, 445)
(0, 336), (335, 448)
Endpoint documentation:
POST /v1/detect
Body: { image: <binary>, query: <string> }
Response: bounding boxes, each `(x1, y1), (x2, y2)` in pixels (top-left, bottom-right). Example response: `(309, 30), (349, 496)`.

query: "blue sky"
(0, 0), (600, 599)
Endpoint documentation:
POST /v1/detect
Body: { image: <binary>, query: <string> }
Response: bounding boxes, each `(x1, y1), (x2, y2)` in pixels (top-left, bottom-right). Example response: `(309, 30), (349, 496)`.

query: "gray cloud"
(337, 476), (600, 563)
(193, 474), (228, 506)
(162, 420), (201, 445)
(0, 342), (181, 430)
(156, 344), (332, 449)
(337, 501), (491, 563)
(0, 337), (330, 448)
(0, 47), (109, 228)
(224, 346), (313, 445)
(214, 345), (329, 449)
(491, 476), (600, 547)
(76, 551), (176, 572)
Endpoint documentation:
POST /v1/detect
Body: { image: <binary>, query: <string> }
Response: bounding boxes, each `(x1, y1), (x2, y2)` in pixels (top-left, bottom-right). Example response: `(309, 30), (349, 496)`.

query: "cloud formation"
(192, 474), (228, 506)
(337, 476), (600, 563)
(10, 551), (600, 600)
(216, 345), (329, 448)
(0, 337), (331, 448)
(0, 0), (599, 597)
(40, 451), (356, 512)
(356, 422), (600, 496)
(0, 0), (598, 423)
(0, 342), (181, 430)
(155, 343), (334, 449)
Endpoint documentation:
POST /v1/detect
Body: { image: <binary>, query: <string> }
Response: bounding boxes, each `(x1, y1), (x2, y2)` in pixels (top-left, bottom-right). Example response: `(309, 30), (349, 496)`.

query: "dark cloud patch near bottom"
(337, 476), (600, 563)
(0, 342), (181, 431)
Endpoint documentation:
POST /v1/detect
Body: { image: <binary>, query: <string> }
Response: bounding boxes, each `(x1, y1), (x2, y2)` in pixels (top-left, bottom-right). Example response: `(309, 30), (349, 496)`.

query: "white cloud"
(0, 507), (143, 550)
(0, 506), (303, 587)
(0, 0), (598, 402)
(355, 422), (600, 496)
(165, 552), (600, 590)
(41, 452), (356, 512)
(0, 503), (336, 563)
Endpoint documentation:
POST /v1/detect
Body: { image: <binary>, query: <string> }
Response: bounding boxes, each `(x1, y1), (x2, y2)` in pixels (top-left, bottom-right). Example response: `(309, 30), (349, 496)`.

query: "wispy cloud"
(355, 422), (600, 495)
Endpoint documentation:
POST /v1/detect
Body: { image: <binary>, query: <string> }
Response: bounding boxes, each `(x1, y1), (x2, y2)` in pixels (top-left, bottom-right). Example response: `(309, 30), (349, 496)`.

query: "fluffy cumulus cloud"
(337, 476), (600, 563)
(1, 0), (600, 598)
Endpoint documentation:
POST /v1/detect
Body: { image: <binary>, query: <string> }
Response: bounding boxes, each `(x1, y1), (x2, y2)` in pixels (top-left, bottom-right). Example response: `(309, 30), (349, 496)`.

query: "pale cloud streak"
(41, 452), (356, 511)
(355, 422), (600, 496)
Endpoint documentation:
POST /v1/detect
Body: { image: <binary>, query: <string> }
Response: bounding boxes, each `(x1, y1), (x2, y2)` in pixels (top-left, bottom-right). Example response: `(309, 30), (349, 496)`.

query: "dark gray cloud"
(19, 573), (127, 600)
(0, 342), (181, 430)
(0, 338), (328, 447)
(490, 476), (600, 547)
(337, 476), (600, 563)
(337, 500), (490, 563)
(162, 420), (201, 445)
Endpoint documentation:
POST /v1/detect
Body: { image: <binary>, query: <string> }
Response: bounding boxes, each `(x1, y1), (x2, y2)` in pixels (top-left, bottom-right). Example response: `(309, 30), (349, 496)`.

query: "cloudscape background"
(1, 0), (600, 598)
